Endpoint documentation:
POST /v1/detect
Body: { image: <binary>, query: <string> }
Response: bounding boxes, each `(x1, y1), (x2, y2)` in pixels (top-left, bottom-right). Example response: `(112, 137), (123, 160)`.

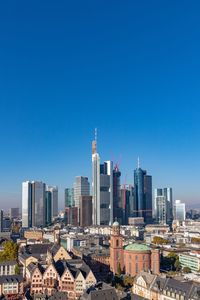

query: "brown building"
(80, 196), (92, 227)
(65, 207), (78, 226)
(110, 221), (160, 277)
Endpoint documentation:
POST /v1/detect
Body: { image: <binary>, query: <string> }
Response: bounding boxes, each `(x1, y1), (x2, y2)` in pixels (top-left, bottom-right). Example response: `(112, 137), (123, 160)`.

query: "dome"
(124, 243), (151, 252)
(112, 221), (120, 227)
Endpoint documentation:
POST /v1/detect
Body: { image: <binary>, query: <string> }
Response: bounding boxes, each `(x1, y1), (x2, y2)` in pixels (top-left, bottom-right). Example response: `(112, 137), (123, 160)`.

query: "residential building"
(80, 196), (92, 227)
(133, 272), (200, 300)
(174, 200), (185, 222)
(80, 282), (118, 300)
(65, 188), (74, 207)
(0, 275), (23, 297)
(0, 261), (17, 276)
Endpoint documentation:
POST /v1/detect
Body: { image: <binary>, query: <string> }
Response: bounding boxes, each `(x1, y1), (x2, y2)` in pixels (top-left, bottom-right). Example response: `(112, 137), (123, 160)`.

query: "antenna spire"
(95, 128), (97, 144)
(137, 156), (140, 169)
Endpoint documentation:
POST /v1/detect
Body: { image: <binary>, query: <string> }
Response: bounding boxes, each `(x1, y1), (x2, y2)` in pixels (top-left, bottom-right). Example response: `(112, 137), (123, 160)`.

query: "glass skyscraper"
(134, 164), (152, 223)
(92, 139), (100, 225)
(45, 191), (52, 225)
(154, 187), (173, 224)
(174, 200), (185, 221)
(22, 181), (45, 228)
(65, 188), (74, 207)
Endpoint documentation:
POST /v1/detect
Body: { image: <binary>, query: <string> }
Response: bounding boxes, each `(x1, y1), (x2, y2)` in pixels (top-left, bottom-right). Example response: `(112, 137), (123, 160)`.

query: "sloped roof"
(0, 274), (23, 284)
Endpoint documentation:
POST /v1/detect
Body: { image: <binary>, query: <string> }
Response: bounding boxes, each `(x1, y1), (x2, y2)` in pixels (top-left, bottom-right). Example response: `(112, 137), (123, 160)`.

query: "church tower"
(110, 221), (124, 274)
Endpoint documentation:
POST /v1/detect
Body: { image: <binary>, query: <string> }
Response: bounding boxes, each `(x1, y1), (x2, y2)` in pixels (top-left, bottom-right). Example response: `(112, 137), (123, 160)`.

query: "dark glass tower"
(45, 191), (52, 225)
(134, 161), (152, 223)
(113, 165), (122, 223)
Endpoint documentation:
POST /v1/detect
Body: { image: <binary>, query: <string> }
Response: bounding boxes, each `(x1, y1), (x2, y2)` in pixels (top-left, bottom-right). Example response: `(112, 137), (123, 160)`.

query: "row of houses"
(133, 271), (200, 300)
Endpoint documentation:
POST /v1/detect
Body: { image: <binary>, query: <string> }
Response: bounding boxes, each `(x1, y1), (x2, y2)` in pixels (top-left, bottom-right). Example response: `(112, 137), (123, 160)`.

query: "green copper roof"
(124, 243), (151, 252)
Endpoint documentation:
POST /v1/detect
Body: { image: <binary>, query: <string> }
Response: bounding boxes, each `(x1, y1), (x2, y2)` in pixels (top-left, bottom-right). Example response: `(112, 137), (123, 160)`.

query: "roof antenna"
(138, 156), (140, 168)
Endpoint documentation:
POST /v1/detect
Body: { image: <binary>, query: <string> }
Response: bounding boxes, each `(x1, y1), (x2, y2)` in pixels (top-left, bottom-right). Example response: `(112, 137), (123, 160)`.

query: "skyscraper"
(9, 208), (20, 220)
(154, 188), (173, 224)
(174, 200), (185, 221)
(45, 191), (52, 225)
(92, 132), (100, 225)
(134, 160), (152, 223)
(73, 176), (90, 224)
(156, 196), (167, 225)
(22, 181), (32, 228)
(0, 210), (3, 232)
(46, 185), (58, 219)
(64, 188), (74, 207)
(80, 196), (92, 227)
(22, 181), (46, 228)
(100, 160), (114, 225)
(113, 165), (122, 223)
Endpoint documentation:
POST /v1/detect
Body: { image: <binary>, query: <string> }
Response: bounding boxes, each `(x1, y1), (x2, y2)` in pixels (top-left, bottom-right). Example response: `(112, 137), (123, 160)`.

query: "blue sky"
(0, 1), (200, 210)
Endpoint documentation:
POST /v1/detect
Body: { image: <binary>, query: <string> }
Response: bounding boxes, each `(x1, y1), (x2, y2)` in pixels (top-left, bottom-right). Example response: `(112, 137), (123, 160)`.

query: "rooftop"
(124, 243), (151, 252)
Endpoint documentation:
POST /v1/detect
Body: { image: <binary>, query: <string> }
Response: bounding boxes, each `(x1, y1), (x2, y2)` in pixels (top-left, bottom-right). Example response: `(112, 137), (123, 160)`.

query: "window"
(116, 240), (119, 247)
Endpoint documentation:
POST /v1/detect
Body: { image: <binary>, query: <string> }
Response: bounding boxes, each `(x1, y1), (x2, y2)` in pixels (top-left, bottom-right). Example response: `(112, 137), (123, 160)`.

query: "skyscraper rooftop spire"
(92, 128), (98, 155)
(137, 156), (140, 169)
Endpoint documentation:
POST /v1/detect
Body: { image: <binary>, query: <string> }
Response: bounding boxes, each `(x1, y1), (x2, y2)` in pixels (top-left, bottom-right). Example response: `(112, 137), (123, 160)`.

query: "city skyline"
(1, 1), (200, 209)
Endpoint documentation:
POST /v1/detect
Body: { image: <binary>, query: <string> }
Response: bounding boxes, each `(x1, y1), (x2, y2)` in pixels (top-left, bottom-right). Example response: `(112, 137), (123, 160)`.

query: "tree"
(123, 275), (134, 287)
(117, 262), (122, 276)
(152, 236), (169, 245)
(174, 259), (181, 271)
(182, 267), (191, 273)
(14, 265), (20, 275)
(0, 241), (18, 262)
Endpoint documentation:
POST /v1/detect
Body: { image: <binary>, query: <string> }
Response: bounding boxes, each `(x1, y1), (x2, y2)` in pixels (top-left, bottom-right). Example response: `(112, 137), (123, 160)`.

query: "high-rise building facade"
(174, 200), (185, 221)
(46, 186), (58, 219)
(92, 139), (100, 225)
(100, 160), (113, 225)
(154, 187), (173, 224)
(45, 191), (52, 225)
(79, 196), (92, 227)
(22, 181), (45, 228)
(9, 208), (20, 220)
(64, 188), (74, 207)
(156, 196), (167, 225)
(22, 181), (32, 228)
(0, 210), (3, 232)
(134, 163), (152, 223)
(74, 176), (90, 224)
(113, 165), (122, 223)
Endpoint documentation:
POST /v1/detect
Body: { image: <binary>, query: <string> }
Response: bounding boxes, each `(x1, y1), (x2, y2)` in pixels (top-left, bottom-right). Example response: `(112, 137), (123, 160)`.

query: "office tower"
(120, 185), (135, 225)
(0, 210), (3, 232)
(174, 200), (185, 221)
(64, 207), (78, 226)
(32, 181), (46, 227)
(154, 188), (163, 218)
(45, 191), (52, 225)
(22, 181), (46, 228)
(113, 165), (122, 223)
(65, 188), (74, 207)
(73, 176), (90, 224)
(46, 186), (58, 219)
(156, 196), (167, 224)
(100, 160), (114, 225)
(9, 208), (20, 220)
(80, 196), (92, 227)
(22, 181), (32, 228)
(92, 133), (100, 225)
(134, 160), (152, 223)
(154, 188), (173, 224)
(144, 175), (152, 223)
